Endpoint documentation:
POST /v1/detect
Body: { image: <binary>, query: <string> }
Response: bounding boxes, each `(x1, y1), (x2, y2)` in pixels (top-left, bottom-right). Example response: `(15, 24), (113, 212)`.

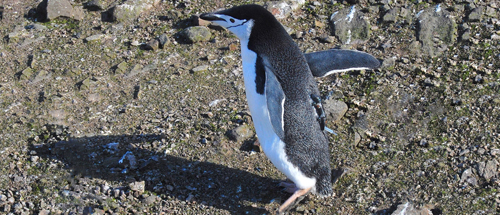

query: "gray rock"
(381, 57), (396, 70)
(477, 160), (498, 180)
(323, 99), (348, 123)
(84, 34), (105, 42)
(112, 0), (161, 22)
(191, 65), (209, 73)
(417, 4), (457, 56)
(79, 78), (92, 90)
(460, 168), (474, 183)
(142, 195), (158, 205)
(143, 39), (159, 51)
(158, 33), (169, 48)
(383, 7), (399, 23)
(468, 7), (483, 22)
(39, 210), (50, 215)
(354, 132), (361, 146)
(36, 0), (85, 21)
(461, 29), (471, 41)
(227, 125), (255, 142)
(264, 1), (304, 19)
(391, 202), (433, 215)
(114, 61), (128, 73)
(129, 181), (145, 193)
(319, 35), (335, 43)
(330, 6), (371, 44)
(19, 68), (33, 80)
(30, 70), (51, 84)
(124, 64), (156, 79)
(485, 6), (497, 17)
(26, 24), (48, 31)
(165, 10), (182, 20)
(179, 26), (212, 43)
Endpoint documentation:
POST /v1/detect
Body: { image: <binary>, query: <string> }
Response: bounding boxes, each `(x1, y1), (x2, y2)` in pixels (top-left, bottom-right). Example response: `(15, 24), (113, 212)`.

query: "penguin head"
(200, 4), (278, 41)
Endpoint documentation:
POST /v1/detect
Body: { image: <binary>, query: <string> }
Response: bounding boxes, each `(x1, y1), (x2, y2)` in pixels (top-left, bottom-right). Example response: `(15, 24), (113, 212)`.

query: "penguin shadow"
(30, 134), (276, 214)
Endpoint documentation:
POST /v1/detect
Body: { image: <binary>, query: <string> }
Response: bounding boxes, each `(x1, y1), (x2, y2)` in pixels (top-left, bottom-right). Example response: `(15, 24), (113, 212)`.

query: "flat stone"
(178, 26), (212, 43)
(143, 39), (159, 51)
(468, 6), (483, 22)
(330, 5), (371, 44)
(158, 33), (169, 48)
(79, 78), (92, 90)
(142, 195), (158, 205)
(164, 10), (181, 20)
(382, 7), (399, 23)
(319, 35), (335, 43)
(115, 61), (128, 73)
(323, 99), (348, 123)
(485, 6), (497, 17)
(391, 202), (433, 215)
(227, 125), (254, 142)
(264, 1), (294, 19)
(26, 24), (48, 31)
(381, 57), (396, 70)
(124, 64), (156, 79)
(112, 0), (161, 22)
(129, 181), (145, 193)
(477, 160), (498, 180)
(84, 34), (105, 42)
(37, 0), (85, 21)
(19, 68), (33, 80)
(460, 168), (473, 182)
(191, 65), (209, 73)
(30, 70), (51, 84)
(417, 4), (457, 56)
(314, 20), (325, 28)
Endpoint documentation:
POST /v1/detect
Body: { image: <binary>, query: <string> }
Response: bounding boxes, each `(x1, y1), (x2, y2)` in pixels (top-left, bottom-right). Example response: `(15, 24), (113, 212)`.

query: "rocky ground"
(0, 0), (499, 214)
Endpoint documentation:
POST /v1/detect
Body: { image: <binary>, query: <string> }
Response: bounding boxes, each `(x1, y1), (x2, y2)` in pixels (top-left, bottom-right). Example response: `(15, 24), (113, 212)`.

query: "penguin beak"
(200, 13), (225, 22)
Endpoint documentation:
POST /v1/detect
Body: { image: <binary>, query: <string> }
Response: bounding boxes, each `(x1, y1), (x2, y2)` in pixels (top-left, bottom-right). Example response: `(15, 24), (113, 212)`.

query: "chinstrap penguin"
(200, 4), (380, 214)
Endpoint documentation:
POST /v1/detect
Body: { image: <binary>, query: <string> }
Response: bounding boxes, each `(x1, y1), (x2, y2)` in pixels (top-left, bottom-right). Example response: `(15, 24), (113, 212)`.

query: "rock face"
(330, 6), (371, 45)
(417, 4), (457, 57)
(37, 0), (84, 21)
(112, 0), (161, 22)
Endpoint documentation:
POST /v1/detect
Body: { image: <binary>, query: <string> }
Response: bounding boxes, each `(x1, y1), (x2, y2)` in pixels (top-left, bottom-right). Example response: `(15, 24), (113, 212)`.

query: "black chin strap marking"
(227, 19), (250, 29)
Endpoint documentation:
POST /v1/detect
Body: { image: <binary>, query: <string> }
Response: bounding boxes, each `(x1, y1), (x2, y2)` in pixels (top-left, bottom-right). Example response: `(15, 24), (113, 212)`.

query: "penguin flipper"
(304, 49), (381, 77)
(265, 66), (286, 140)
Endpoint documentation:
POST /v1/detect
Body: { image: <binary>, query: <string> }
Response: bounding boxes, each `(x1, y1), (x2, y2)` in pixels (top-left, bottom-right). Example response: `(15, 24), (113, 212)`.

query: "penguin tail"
(314, 167), (334, 197)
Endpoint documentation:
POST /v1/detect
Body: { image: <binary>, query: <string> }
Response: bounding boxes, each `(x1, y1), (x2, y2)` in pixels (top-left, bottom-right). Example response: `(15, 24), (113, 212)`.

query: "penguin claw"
(277, 188), (311, 214)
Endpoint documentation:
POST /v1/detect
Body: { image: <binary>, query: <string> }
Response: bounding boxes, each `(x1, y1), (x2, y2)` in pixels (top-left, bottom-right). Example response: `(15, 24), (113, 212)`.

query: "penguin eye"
(230, 18), (235, 23)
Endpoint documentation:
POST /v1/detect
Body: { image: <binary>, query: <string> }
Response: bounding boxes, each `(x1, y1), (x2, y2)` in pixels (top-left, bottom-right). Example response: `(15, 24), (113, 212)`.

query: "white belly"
(240, 47), (316, 190)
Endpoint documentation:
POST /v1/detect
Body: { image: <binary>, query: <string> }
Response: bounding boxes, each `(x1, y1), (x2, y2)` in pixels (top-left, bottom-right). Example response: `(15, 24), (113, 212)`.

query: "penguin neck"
(231, 20), (254, 43)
